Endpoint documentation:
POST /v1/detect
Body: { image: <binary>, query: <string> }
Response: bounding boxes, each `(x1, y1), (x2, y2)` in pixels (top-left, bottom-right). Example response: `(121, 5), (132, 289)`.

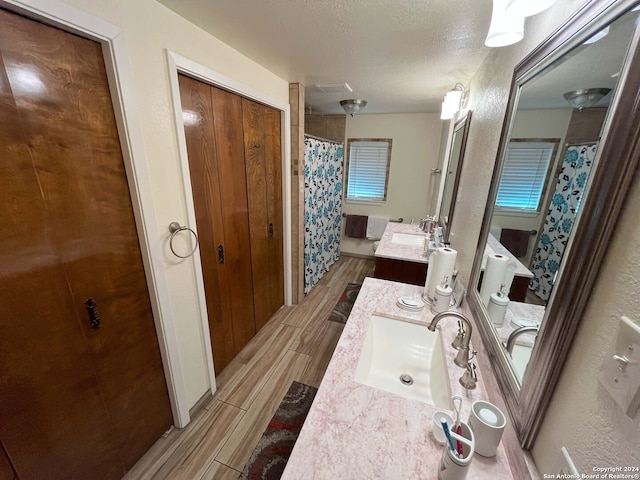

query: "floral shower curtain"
(304, 136), (344, 293)
(529, 143), (598, 302)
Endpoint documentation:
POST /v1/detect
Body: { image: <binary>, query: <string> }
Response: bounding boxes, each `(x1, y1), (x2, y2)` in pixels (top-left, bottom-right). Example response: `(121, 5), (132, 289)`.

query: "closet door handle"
(269, 223), (274, 238)
(218, 245), (225, 264)
(84, 298), (101, 329)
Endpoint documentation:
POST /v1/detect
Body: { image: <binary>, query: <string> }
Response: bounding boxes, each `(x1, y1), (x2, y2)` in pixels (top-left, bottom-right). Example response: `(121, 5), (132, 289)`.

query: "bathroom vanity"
(373, 223), (429, 286)
(281, 278), (517, 479)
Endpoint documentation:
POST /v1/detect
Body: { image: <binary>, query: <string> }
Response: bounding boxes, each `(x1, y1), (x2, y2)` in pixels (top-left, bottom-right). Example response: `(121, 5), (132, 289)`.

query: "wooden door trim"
(1, 0), (190, 427)
(165, 50), (293, 381)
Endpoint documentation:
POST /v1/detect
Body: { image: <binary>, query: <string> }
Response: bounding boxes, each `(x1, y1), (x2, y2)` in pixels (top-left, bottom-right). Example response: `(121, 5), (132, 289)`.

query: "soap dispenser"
(487, 285), (509, 326)
(432, 276), (453, 314)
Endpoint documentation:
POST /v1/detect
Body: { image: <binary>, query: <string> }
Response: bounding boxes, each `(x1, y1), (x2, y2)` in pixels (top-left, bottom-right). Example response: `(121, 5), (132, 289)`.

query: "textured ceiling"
(156, 0), (493, 114)
(156, 1), (639, 115)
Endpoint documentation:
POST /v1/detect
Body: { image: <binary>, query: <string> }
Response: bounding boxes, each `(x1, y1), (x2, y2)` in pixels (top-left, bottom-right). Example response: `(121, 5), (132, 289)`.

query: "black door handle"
(269, 223), (274, 238)
(84, 298), (101, 329)
(218, 245), (225, 264)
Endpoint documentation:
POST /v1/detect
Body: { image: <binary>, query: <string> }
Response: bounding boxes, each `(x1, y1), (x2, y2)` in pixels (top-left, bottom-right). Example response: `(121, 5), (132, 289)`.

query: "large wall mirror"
(468, 0), (640, 448)
(439, 111), (472, 243)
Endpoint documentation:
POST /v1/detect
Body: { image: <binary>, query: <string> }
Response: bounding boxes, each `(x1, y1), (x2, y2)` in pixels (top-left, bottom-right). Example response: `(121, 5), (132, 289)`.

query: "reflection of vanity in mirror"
(468, 0), (640, 448)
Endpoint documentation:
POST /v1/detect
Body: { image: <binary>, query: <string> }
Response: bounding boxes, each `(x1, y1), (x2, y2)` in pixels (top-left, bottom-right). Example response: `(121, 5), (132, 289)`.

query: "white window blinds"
(346, 139), (391, 202)
(496, 141), (554, 212)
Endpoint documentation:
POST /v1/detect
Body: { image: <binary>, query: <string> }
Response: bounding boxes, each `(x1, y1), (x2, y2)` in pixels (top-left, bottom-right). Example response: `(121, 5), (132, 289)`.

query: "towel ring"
(169, 222), (199, 258)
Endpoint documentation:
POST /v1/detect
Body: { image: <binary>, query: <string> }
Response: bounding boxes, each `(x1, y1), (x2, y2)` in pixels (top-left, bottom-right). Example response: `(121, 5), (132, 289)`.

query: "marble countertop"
(282, 277), (514, 480)
(484, 234), (534, 279)
(374, 222), (430, 264)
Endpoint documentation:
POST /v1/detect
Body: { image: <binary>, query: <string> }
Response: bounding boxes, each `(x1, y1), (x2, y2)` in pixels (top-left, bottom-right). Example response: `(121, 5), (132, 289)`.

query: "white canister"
(467, 400), (507, 457)
(487, 291), (509, 326)
(438, 421), (475, 480)
(432, 283), (453, 314)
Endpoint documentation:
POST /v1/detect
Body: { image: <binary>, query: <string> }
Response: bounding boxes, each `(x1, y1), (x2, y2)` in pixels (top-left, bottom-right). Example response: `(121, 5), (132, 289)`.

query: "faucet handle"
(451, 330), (465, 350)
(459, 362), (478, 390)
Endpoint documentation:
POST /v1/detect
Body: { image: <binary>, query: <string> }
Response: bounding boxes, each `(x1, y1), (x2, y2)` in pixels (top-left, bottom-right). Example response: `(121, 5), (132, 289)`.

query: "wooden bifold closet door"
(178, 75), (284, 375)
(0, 8), (172, 479)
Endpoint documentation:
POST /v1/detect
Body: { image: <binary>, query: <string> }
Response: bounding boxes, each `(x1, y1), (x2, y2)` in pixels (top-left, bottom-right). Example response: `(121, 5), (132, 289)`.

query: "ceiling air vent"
(313, 83), (353, 94)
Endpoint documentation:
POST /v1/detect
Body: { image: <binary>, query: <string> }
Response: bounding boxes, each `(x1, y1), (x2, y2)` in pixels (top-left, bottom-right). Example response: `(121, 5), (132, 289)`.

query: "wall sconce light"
(506, 0), (556, 18)
(485, 0), (524, 47)
(340, 99), (368, 116)
(440, 84), (466, 120)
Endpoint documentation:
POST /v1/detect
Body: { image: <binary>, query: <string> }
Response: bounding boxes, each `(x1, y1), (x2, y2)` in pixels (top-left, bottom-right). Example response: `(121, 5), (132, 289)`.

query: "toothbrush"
(452, 395), (463, 456)
(440, 420), (459, 458)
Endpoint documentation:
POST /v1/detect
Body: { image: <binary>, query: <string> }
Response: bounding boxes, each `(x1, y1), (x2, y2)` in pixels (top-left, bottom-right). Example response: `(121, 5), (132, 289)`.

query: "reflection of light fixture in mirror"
(506, 0), (555, 17)
(340, 99), (367, 117)
(584, 26), (610, 44)
(485, 0), (524, 47)
(440, 84), (465, 120)
(563, 88), (611, 111)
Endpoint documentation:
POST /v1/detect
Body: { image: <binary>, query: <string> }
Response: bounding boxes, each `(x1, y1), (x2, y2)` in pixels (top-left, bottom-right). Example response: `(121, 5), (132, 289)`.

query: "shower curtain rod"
(564, 140), (599, 147)
(304, 133), (344, 145)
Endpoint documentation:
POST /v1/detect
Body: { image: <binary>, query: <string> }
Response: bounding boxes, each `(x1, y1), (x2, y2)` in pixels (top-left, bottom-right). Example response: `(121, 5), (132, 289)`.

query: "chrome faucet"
(427, 311), (474, 369)
(505, 325), (539, 355)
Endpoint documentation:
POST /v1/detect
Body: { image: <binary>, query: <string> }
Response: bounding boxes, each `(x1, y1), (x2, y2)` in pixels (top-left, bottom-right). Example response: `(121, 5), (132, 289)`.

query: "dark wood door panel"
(179, 74), (236, 373)
(0, 8), (172, 475)
(0, 441), (17, 480)
(210, 86), (256, 353)
(242, 98), (272, 330)
(263, 104), (285, 318)
(0, 47), (123, 477)
(374, 257), (428, 286)
(242, 99), (284, 329)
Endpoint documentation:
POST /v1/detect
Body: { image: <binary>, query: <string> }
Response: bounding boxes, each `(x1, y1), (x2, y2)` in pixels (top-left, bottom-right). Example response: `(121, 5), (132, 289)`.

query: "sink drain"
(399, 373), (414, 386)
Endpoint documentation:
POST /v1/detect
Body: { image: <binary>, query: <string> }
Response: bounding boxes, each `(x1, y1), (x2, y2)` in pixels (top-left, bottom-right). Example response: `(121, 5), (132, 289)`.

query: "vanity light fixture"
(340, 99), (368, 117)
(485, 0), (525, 47)
(562, 88), (611, 111)
(440, 84), (465, 120)
(506, 0), (556, 18)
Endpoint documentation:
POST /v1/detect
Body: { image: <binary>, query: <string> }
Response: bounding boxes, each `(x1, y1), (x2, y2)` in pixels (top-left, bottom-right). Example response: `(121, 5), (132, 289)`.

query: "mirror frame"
(441, 111), (472, 243)
(468, 0), (640, 448)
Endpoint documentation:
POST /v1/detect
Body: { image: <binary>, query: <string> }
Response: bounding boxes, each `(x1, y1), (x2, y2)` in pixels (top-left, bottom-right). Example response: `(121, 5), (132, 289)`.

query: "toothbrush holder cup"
(438, 421), (474, 480)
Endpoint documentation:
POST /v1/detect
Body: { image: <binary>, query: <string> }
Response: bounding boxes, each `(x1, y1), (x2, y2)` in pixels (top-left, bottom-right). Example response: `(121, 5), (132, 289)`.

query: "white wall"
(341, 113), (443, 256)
(450, 0), (640, 475)
(59, 0), (290, 408)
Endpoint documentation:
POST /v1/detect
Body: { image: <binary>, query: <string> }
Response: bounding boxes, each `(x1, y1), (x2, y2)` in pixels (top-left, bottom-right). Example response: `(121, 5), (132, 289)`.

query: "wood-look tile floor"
(123, 255), (375, 480)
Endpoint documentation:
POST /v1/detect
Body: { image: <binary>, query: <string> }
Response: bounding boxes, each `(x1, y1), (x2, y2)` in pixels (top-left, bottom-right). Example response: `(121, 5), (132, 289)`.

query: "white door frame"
(165, 50), (293, 389)
(1, 0), (191, 427)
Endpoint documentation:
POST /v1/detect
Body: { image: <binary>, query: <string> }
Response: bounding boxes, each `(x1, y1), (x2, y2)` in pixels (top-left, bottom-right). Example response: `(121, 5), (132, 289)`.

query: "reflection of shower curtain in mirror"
(304, 136), (344, 293)
(529, 143), (598, 302)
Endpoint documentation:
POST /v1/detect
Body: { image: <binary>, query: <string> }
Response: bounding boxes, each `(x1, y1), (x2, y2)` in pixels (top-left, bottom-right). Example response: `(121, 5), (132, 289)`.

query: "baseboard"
(341, 252), (375, 260)
(188, 390), (213, 418)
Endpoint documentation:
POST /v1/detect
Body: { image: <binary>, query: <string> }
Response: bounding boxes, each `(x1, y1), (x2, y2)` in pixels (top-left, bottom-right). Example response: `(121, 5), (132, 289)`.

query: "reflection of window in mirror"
(495, 140), (559, 214)
(345, 138), (392, 203)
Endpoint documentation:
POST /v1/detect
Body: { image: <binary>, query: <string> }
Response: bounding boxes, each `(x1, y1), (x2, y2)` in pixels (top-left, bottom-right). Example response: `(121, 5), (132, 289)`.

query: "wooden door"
(0, 442), (17, 480)
(242, 99), (284, 329)
(0, 9), (172, 478)
(179, 76), (257, 373)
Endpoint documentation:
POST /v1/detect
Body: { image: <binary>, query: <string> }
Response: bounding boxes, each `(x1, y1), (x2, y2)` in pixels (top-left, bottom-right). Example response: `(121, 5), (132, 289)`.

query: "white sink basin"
(354, 314), (451, 407)
(391, 232), (426, 247)
(509, 344), (533, 381)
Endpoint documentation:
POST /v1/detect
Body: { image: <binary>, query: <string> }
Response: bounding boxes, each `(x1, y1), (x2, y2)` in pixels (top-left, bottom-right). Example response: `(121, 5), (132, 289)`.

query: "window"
(345, 138), (392, 202)
(495, 140), (558, 213)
